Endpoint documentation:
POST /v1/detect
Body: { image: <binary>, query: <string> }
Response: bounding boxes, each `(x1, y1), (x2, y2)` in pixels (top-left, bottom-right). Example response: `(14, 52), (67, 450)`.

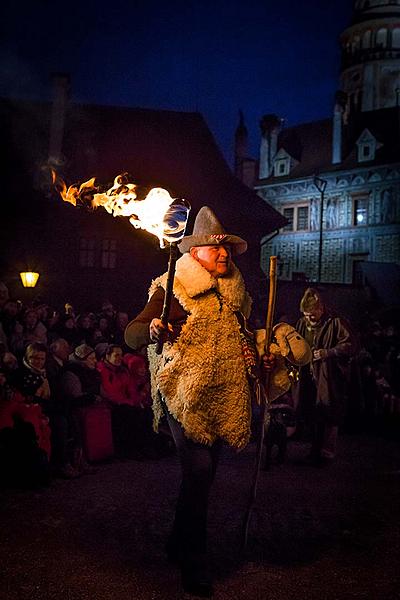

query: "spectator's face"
(4, 301), (18, 317)
(2, 352), (18, 370)
(0, 284), (9, 305)
(99, 318), (109, 332)
(80, 316), (91, 329)
(36, 305), (48, 320)
(190, 244), (232, 278)
(303, 304), (324, 326)
(27, 350), (46, 371)
(54, 340), (70, 361)
(102, 303), (114, 317)
(92, 329), (103, 341)
(65, 317), (75, 329)
(107, 347), (123, 366)
(84, 353), (97, 369)
(136, 364), (146, 377)
(116, 312), (128, 329)
(25, 311), (38, 328)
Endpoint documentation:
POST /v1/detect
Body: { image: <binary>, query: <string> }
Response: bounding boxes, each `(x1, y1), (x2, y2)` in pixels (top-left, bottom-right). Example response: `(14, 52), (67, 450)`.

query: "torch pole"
(241, 255), (278, 551)
(156, 242), (179, 355)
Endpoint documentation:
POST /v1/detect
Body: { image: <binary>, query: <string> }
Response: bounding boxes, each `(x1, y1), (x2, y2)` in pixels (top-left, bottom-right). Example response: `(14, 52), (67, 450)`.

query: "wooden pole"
(155, 242), (179, 355)
(241, 255), (278, 551)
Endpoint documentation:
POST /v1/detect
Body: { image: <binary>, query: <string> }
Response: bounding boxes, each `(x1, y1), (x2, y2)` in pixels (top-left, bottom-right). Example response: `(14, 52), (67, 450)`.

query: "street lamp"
(19, 271), (40, 288)
(313, 176), (327, 283)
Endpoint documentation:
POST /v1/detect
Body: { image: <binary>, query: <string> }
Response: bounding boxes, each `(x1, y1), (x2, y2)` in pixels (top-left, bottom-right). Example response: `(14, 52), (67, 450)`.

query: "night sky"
(2, 0), (354, 164)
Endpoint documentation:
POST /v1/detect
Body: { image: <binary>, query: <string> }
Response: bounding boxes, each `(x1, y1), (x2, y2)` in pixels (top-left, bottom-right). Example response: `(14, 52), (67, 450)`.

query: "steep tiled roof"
(1, 98), (286, 240)
(257, 107), (400, 184)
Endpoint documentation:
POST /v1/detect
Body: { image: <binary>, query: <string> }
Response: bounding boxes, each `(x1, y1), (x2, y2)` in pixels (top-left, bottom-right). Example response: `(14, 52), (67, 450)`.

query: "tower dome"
(340, 0), (400, 112)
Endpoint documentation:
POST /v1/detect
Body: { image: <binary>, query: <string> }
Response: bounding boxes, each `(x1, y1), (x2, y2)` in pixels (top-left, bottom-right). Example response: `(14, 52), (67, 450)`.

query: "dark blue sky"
(2, 0), (354, 164)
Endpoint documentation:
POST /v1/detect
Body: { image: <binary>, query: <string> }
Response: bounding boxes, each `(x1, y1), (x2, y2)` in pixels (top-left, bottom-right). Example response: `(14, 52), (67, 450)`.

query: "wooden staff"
(155, 242), (179, 355)
(241, 255), (278, 551)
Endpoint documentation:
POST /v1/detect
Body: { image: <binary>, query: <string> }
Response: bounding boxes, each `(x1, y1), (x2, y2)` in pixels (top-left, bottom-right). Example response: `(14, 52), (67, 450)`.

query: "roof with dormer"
(256, 106), (400, 184)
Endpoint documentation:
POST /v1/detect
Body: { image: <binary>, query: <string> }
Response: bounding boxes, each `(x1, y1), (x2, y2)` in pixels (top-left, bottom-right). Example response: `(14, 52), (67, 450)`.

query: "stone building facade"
(238, 0), (400, 284)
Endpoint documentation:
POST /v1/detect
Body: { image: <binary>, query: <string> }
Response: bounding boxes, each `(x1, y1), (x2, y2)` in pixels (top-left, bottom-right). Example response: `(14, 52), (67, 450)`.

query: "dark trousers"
(165, 409), (222, 558)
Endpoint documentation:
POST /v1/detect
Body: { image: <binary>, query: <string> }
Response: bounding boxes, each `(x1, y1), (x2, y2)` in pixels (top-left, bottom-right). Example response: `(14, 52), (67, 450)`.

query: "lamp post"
(19, 272), (40, 288)
(313, 177), (327, 283)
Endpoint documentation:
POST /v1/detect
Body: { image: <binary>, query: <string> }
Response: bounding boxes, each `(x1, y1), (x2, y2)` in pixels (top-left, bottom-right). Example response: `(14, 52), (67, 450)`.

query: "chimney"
(332, 91), (347, 165)
(48, 73), (70, 166)
(259, 114), (281, 179)
(234, 109), (248, 177)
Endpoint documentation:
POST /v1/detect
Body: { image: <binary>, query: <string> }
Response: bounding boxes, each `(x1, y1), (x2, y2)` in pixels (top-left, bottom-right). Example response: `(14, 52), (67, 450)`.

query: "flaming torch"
(52, 170), (190, 352)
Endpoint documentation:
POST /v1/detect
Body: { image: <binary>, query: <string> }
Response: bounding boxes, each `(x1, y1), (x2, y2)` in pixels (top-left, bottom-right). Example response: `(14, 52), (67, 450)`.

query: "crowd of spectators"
(355, 314), (400, 434)
(0, 282), (172, 489)
(0, 279), (398, 488)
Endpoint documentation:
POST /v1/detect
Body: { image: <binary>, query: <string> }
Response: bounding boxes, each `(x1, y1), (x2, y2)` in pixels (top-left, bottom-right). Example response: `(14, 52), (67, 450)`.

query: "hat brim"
(178, 234), (247, 255)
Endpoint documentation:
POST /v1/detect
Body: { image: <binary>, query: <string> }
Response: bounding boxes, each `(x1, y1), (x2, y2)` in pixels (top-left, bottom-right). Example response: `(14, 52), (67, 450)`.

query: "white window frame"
(281, 204), (310, 232)
(274, 158), (290, 177)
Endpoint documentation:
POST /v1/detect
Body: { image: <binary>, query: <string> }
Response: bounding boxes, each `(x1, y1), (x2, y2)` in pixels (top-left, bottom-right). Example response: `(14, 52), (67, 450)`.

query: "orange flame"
(51, 171), (190, 247)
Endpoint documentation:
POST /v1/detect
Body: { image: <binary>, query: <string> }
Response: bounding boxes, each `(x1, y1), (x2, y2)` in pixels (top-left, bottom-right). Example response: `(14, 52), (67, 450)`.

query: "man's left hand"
(262, 352), (276, 372)
(313, 348), (329, 361)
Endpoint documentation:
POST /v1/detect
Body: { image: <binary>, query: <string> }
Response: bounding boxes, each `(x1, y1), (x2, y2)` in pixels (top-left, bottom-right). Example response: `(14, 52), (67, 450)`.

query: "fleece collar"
(174, 253), (247, 311)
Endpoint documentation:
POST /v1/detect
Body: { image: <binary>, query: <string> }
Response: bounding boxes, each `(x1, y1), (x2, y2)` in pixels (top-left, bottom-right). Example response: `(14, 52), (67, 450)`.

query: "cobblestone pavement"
(1, 433), (399, 600)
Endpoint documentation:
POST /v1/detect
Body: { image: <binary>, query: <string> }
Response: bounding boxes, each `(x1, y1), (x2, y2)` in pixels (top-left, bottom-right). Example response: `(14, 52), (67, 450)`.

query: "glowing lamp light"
(20, 272), (40, 288)
(357, 213), (364, 223)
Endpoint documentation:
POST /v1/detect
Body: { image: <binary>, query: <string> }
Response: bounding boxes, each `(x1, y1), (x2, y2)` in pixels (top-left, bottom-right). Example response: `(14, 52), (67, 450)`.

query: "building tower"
(340, 0), (400, 113)
(254, 0), (400, 296)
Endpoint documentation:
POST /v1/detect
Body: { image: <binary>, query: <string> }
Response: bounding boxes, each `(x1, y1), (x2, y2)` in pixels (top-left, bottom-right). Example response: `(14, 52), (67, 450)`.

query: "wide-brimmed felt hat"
(178, 206), (247, 255)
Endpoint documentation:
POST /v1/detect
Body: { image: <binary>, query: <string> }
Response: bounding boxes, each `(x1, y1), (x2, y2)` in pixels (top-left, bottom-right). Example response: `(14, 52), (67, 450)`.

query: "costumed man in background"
(125, 206), (267, 597)
(294, 288), (356, 466)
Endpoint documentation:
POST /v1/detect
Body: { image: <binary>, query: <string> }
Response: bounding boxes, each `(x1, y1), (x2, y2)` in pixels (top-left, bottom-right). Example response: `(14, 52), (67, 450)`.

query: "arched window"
(376, 28), (387, 48)
(362, 30), (371, 48)
(392, 28), (400, 49)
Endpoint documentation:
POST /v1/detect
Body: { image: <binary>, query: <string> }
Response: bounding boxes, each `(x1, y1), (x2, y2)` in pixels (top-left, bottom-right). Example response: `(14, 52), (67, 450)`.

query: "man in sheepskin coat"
(125, 206), (258, 597)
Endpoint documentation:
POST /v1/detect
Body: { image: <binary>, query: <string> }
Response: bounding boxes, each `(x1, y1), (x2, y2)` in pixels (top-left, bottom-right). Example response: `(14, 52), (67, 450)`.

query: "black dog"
(263, 403), (296, 470)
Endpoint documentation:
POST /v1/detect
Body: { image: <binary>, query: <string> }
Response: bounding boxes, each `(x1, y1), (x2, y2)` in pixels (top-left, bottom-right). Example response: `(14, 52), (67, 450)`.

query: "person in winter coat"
(5, 343), (52, 486)
(59, 344), (101, 473)
(294, 287), (356, 465)
(125, 206), (264, 598)
(97, 344), (150, 457)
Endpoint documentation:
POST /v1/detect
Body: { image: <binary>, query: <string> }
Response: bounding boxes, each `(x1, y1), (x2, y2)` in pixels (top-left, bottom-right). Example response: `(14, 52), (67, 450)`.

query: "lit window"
(79, 238), (95, 268)
(283, 208), (294, 231)
(101, 239), (117, 269)
(354, 198), (368, 226)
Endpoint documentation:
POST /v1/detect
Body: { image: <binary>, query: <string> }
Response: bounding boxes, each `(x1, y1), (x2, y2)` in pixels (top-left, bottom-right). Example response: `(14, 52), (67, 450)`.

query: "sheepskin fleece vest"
(148, 253), (252, 449)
